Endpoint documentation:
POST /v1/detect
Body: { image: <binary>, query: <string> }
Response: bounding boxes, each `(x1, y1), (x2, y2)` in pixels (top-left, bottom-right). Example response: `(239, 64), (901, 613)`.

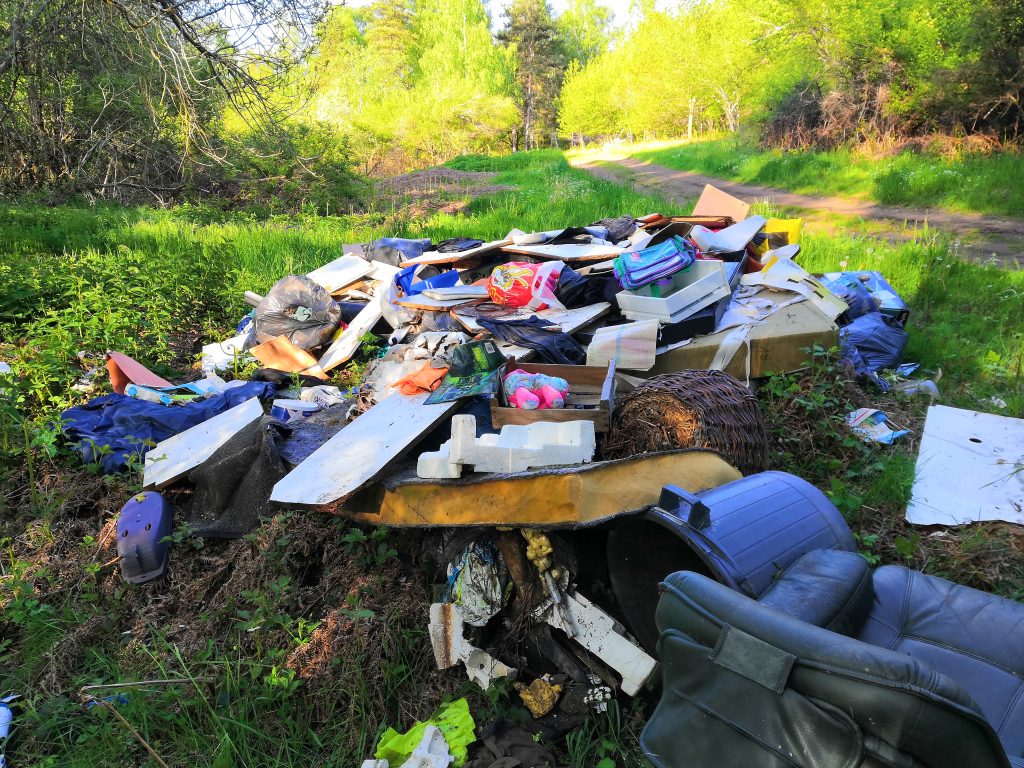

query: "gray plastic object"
(116, 491), (172, 584)
(607, 471), (857, 654)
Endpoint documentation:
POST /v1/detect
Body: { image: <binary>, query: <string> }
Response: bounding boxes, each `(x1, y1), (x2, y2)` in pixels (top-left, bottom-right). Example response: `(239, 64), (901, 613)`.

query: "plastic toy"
(502, 369), (569, 410)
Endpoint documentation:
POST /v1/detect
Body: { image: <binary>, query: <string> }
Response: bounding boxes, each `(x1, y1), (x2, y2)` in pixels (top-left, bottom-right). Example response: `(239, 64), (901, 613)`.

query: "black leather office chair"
(643, 549), (1024, 768)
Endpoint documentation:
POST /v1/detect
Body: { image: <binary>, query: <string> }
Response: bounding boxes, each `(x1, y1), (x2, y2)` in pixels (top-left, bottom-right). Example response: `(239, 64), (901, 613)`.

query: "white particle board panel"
(270, 392), (460, 507)
(143, 398), (264, 490)
(907, 405), (1024, 525)
(501, 243), (627, 261)
(318, 299), (383, 372)
(306, 255), (373, 293)
(399, 239), (510, 267)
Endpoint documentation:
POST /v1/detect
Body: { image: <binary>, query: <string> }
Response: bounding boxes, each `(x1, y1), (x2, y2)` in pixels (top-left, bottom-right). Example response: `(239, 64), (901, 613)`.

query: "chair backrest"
(642, 570), (1010, 768)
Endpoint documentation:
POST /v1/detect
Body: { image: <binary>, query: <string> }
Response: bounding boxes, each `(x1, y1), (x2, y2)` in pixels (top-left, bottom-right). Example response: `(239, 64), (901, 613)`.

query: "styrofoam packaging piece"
(417, 415), (597, 477)
(617, 260), (731, 323)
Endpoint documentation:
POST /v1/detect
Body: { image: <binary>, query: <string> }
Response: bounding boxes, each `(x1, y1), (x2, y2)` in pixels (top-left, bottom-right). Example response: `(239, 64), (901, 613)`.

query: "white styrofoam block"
(417, 442), (462, 479)
(444, 415), (596, 474)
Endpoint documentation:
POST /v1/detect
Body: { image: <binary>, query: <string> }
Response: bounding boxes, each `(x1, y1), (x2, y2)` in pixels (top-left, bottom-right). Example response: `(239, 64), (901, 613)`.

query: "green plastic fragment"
(375, 697), (476, 767)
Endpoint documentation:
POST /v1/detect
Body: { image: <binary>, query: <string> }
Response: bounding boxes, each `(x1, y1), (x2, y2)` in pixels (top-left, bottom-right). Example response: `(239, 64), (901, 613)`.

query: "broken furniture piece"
(535, 589), (658, 696)
(427, 603), (515, 690)
(642, 548), (1024, 768)
(417, 415), (596, 479)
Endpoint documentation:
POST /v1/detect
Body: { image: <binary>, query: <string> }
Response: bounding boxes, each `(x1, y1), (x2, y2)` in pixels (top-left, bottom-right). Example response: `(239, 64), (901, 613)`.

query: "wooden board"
(318, 299), (383, 372)
(422, 285), (489, 301)
(907, 405), (1024, 526)
(501, 243), (627, 262)
(143, 398), (264, 489)
(396, 294), (479, 311)
(270, 392), (460, 507)
(251, 336), (328, 379)
(399, 239), (510, 268)
(342, 450), (741, 527)
(692, 184), (751, 221)
(306, 255), (372, 293)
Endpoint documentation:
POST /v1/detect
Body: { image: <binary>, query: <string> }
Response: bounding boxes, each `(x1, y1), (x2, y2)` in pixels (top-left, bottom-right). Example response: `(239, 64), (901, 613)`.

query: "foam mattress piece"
(341, 450), (742, 527)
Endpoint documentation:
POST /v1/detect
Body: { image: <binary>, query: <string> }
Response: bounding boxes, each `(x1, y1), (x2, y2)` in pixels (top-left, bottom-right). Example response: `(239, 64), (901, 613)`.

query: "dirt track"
(572, 155), (1024, 269)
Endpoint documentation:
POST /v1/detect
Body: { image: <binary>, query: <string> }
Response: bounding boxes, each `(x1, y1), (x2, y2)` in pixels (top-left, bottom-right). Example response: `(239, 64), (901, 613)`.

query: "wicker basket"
(604, 370), (768, 475)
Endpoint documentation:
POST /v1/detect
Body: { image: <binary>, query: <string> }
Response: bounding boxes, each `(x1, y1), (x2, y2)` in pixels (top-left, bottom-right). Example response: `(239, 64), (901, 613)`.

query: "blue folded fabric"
(60, 381), (276, 474)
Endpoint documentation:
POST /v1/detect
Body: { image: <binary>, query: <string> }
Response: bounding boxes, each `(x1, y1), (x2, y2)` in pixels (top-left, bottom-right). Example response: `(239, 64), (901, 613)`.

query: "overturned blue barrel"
(607, 471), (856, 653)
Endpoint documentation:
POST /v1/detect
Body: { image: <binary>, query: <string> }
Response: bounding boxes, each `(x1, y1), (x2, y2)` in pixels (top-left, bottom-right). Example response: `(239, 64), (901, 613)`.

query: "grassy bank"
(616, 137), (1024, 218)
(1, 150), (1022, 766)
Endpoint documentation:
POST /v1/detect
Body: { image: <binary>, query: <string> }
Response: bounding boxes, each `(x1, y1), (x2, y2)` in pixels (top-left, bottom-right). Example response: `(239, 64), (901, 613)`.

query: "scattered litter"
(106, 351), (174, 395)
(984, 396), (1009, 410)
(895, 362), (920, 376)
(586, 319), (659, 371)
(427, 603), (515, 689)
(444, 541), (509, 626)
(846, 408), (910, 444)
(890, 378), (941, 399)
(1, 694), (18, 768)
(270, 398), (321, 422)
(515, 676), (562, 718)
(375, 698), (475, 768)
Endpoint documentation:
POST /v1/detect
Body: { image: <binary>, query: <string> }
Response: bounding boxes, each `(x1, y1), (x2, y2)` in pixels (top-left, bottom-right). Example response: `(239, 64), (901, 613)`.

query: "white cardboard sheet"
(906, 405), (1024, 526)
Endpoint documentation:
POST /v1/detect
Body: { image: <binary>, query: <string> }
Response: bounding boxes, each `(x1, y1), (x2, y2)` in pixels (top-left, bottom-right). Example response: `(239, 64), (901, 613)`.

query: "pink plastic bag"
(487, 262), (565, 311)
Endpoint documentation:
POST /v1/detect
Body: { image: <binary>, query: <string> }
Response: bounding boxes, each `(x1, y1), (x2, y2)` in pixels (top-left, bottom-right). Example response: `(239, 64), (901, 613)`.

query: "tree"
(499, 0), (566, 149)
(556, 0), (611, 65)
(0, 0), (326, 198)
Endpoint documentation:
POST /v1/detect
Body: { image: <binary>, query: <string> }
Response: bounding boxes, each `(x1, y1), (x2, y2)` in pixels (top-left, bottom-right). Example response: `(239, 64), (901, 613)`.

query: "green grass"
(626, 136), (1024, 218)
(1, 148), (1023, 766)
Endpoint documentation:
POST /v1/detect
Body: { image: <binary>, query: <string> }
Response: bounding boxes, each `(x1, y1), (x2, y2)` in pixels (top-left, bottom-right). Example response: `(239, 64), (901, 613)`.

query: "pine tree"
(499, 0), (566, 150)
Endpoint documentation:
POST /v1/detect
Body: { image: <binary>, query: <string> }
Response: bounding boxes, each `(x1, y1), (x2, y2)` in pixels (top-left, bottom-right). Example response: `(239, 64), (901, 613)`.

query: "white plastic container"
(271, 398), (321, 423)
(617, 260), (731, 323)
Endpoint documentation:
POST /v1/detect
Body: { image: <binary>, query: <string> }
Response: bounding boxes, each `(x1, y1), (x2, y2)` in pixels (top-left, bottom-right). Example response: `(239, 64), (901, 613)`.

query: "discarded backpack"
(614, 236), (695, 290)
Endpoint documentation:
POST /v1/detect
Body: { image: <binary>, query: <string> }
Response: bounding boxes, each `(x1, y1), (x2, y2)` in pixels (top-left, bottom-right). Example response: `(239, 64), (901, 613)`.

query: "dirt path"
(572, 155), (1024, 269)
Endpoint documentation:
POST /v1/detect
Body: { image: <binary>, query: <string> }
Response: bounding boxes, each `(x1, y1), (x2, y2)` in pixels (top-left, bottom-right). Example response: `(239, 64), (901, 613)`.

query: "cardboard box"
(490, 358), (616, 432)
(641, 300), (838, 379)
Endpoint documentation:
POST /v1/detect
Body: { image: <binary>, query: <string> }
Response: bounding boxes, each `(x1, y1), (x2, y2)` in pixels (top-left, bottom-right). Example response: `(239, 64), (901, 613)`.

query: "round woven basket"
(604, 370), (768, 475)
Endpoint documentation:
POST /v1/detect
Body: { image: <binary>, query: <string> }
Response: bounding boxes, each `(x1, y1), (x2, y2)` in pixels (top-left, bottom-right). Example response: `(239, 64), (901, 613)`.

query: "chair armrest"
(758, 549), (873, 636)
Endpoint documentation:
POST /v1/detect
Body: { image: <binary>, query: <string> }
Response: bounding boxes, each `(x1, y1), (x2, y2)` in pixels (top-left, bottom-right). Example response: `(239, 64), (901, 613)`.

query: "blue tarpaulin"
(60, 382), (276, 474)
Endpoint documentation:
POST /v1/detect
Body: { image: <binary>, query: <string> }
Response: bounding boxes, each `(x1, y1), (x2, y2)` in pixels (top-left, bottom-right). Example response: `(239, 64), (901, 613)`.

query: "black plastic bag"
(252, 275), (342, 351)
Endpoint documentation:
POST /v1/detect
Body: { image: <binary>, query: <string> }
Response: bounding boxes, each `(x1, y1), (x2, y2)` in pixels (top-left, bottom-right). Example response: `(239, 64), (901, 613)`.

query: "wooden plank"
(399, 239), (510, 268)
(306, 255), (372, 293)
(251, 336), (328, 379)
(907, 405), (1024, 526)
(396, 294), (479, 311)
(501, 243), (627, 262)
(143, 398), (264, 489)
(318, 299), (382, 372)
(270, 392), (460, 507)
(422, 285), (489, 301)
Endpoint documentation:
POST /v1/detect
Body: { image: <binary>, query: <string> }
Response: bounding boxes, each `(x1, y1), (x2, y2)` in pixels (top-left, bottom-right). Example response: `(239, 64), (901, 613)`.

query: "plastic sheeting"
(60, 382), (276, 474)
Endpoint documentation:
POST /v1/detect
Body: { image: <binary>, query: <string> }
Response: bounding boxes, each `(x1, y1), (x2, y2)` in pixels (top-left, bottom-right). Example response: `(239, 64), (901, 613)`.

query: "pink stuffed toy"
(503, 369), (569, 410)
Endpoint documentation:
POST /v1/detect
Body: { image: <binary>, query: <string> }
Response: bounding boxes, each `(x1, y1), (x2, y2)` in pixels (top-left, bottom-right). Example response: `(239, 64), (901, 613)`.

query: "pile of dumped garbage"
(40, 184), (1024, 768)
